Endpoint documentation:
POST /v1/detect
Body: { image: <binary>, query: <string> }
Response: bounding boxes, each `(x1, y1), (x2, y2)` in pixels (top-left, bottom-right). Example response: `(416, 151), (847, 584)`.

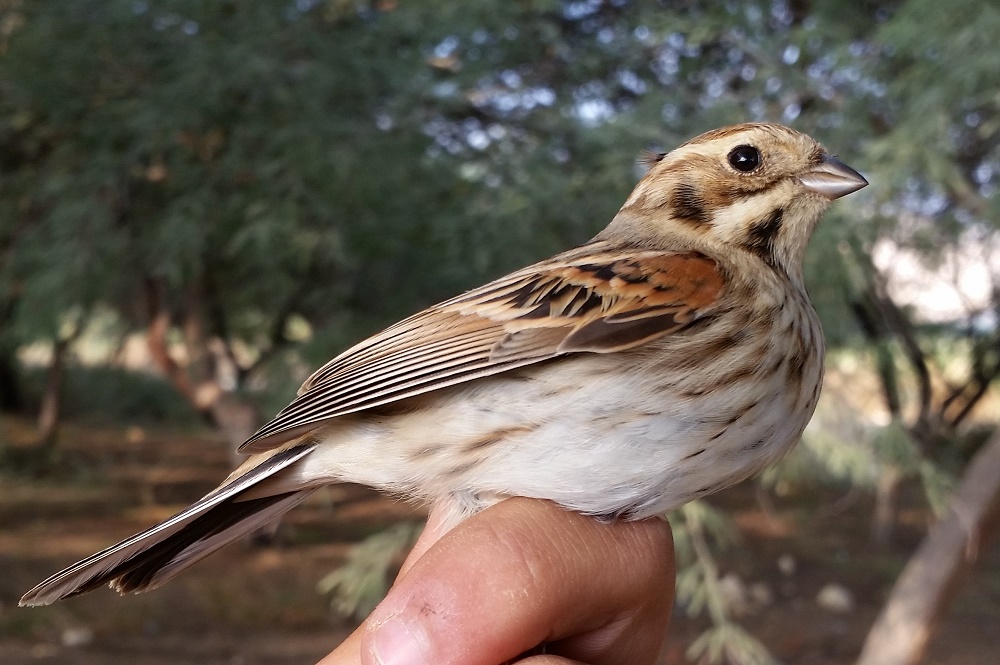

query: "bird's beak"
(798, 155), (868, 199)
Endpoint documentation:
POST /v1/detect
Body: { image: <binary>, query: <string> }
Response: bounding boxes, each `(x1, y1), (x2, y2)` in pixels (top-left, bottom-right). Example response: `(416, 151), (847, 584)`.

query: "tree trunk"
(855, 427), (1000, 665)
(0, 291), (22, 413)
(871, 464), (901, 546)
(0, 346), (21, 412)
(36, 316), (87, 449)
(210, 392), (262, 460)
(36, 337), (70, 448)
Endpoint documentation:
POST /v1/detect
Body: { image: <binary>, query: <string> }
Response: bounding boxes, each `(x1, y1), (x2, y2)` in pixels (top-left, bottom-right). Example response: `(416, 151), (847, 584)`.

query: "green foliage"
(0, 0), (887, 362)
(18, 363), (200, 425)
(764, 426), (877, 491)
(873, 418), (917, 467)
(917, 457), (955, 516)
(672, 501), (776, 665)
(688, 623), (780, 665)
(316, 520), (422, 619)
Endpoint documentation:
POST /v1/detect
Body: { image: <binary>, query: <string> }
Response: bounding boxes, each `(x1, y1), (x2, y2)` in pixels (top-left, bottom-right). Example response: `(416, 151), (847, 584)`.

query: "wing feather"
(240, 243), (725, 452)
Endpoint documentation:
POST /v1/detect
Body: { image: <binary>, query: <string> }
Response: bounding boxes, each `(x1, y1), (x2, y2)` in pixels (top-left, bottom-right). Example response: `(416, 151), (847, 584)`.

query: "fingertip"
(519, 656), (587, 665)
(363, 616), (433, 665)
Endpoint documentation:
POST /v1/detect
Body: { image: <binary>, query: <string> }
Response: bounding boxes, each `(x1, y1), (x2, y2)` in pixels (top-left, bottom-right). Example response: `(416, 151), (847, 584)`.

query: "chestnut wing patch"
(475, 252), (725, 357)
(240, 246), (724, 453)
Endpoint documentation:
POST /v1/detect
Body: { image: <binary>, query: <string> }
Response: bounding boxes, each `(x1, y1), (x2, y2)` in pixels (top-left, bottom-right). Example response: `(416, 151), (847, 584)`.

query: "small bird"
(21, 123), (866, 606)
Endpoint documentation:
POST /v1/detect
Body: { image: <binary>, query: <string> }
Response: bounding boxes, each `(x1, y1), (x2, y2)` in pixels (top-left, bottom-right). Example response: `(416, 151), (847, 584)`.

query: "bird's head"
(607, 123), (868, 278)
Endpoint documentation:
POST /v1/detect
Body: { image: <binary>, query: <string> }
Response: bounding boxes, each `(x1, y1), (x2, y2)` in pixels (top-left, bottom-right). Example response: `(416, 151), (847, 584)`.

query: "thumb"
(360, 498), (674, 665)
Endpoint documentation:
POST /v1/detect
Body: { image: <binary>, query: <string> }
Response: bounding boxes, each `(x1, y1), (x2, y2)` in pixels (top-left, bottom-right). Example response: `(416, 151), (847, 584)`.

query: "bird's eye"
(728, 145), (761, 172)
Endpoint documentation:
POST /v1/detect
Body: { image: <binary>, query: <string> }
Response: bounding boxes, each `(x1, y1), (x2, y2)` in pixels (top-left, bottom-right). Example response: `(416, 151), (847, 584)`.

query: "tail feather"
(20, 443), (316, 607)
(112, 491), (313, 594)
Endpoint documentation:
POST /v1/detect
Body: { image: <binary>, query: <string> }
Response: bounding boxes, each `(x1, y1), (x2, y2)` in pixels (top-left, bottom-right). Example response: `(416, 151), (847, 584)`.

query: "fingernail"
(369, 618), (429, 665)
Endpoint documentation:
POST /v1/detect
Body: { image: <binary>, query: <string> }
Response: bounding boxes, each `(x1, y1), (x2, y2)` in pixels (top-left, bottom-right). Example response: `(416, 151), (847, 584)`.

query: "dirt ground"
(1, 416), (998, 665)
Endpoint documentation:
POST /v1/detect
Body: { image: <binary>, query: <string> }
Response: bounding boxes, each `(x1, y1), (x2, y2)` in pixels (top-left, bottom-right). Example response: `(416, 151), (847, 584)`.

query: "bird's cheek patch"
(710, 195), (782, 241)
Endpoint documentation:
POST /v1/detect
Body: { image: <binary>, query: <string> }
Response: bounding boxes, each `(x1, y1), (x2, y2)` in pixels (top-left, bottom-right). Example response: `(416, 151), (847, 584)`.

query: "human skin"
(317, 497), (675, 665)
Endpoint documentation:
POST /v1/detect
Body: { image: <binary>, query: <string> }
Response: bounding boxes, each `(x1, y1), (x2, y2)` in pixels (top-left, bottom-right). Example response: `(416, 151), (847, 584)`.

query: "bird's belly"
(303, 348), (822, 520)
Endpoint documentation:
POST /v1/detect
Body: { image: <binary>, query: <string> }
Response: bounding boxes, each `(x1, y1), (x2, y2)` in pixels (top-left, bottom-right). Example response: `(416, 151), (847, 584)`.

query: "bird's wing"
(239, 242), (725, 452)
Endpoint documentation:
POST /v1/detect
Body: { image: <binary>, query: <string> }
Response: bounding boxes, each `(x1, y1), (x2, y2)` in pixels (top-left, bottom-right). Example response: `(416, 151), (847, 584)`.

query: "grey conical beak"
(799, 155), (868, 199)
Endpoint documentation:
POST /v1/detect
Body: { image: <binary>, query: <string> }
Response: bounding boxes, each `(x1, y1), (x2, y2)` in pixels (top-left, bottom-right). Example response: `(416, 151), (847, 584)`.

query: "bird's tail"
(19, 443), (317, 607)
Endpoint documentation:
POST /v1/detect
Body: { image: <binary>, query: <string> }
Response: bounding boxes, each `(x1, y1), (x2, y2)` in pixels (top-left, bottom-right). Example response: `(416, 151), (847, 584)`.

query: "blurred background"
(1, 1), (999, 663)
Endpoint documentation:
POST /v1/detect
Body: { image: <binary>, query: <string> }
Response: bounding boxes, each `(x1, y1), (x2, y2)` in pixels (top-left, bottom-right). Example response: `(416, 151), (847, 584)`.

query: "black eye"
(728, 145), (761, 172)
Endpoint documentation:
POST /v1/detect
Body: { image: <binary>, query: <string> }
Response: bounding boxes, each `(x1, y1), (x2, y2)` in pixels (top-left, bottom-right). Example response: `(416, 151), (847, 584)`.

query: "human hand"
(318, 497), (675, 665)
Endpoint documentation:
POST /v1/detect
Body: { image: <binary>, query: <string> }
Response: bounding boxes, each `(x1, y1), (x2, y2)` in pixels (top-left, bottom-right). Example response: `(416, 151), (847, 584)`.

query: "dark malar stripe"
(742, 208), (784, 268)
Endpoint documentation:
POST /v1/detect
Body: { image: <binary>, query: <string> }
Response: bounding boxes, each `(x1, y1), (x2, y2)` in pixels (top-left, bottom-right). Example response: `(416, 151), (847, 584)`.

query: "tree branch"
(144, 276), (199, 409)
(856, 425), (1000, 665)
(241, 249), (326, 382)
(873, 286), (933, 438)
(850, 298), (901, 418)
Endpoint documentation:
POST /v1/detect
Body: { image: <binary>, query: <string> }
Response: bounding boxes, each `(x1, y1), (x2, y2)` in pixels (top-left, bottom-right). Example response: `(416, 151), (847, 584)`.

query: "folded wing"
(240, 243), (726, 453)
